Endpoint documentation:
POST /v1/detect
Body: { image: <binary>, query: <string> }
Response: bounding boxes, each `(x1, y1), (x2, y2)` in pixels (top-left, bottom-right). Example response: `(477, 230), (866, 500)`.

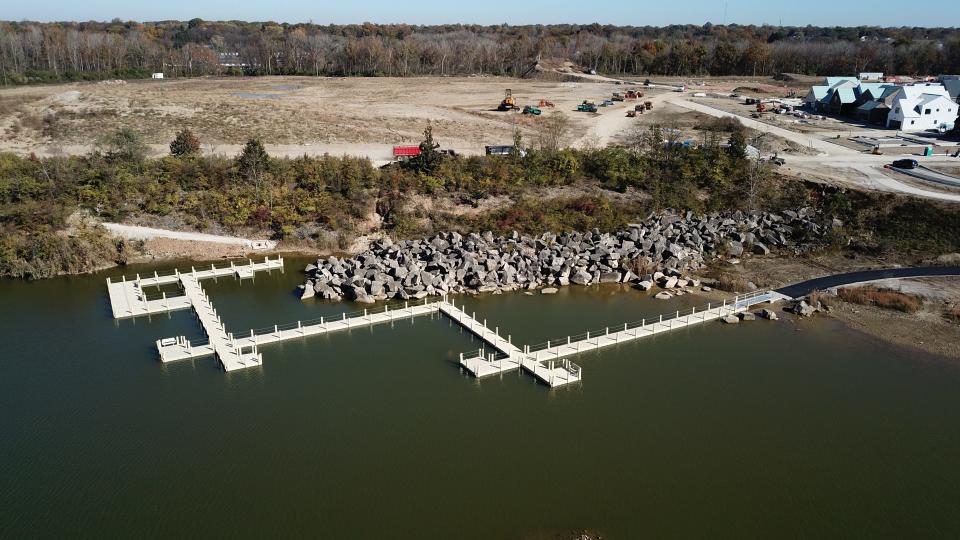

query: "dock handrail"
(524, 290), (776, 353)
(241, 296), (446, 338)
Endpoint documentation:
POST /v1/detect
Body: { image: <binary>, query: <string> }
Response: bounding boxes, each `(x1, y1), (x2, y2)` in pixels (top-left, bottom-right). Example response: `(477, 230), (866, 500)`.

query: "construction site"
(1, 62), (958, 200)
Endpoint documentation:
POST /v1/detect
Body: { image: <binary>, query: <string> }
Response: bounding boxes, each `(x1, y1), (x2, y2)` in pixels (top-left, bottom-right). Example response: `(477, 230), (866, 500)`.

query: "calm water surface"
(2, 257), (960, 538)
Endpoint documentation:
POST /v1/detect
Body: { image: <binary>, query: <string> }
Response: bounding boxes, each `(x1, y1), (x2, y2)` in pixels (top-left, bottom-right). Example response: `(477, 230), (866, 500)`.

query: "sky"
(4, 0), (960, 27)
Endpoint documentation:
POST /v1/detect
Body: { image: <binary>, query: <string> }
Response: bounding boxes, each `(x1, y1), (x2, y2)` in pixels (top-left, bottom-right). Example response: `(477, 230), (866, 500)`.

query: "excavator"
(498, 89), (520, 111)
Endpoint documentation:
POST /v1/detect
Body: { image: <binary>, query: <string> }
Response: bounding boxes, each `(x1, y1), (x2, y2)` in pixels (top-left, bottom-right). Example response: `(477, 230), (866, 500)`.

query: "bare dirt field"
(0, 74), (824, 161)
(0, 75), (678, 160)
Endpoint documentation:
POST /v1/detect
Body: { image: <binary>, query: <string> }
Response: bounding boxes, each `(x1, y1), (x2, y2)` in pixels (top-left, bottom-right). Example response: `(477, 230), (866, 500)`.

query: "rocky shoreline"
(299, 208), (835, 303)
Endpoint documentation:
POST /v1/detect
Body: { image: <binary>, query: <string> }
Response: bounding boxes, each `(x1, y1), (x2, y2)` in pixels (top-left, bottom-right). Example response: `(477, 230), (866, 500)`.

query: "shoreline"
(25, 242), (960, 363)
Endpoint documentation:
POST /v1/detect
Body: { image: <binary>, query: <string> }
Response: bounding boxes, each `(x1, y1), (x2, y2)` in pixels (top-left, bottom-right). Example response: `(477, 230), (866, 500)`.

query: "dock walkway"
(525, 290), (786, 366)
(110, 258), (790, 387)
(107, 257), (284, 319)
(157, 300), (443, 365)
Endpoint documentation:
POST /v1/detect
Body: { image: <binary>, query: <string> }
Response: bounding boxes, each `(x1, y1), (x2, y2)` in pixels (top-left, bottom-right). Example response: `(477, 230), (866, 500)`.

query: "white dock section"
(523, 290), (785, 366)
(177, 274), (262, 371)
(157, 299), (443, 365)
(107, 257), (284, 319)
(440, 300), (583, 387)
(110, 257), (787, 388)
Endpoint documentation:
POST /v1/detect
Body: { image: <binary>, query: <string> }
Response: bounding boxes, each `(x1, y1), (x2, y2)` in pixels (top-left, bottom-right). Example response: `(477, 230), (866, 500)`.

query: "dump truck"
(522, 105), (542, 115)
(392, 146), (421, 160)
(498, 89), (520, 111)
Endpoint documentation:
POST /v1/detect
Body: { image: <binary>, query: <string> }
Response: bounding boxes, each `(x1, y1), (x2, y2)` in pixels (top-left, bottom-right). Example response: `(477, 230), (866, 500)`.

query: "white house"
(886, 83), (957, 131)
(859, 72), (884, 81)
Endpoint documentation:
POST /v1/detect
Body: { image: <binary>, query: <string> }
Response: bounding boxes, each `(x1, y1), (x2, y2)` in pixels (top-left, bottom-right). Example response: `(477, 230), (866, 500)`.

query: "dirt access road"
(102, 223), (276, 249)
(670, 98), (960, 202)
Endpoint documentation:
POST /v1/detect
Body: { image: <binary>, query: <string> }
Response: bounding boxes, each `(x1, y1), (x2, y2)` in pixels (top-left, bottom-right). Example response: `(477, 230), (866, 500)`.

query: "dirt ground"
(0, 75), (671, 159)
(826, 278), (960, 360)
(705, 252), (960, 360)
(0, 74), (822, 161)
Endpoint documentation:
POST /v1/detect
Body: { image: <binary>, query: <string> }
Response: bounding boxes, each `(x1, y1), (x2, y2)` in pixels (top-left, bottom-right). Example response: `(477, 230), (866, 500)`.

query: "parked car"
(892, 159), (919, 169)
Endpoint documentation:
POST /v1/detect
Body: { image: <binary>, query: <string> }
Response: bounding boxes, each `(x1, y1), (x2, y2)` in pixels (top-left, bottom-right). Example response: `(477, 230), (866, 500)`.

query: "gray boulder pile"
(299, 208), (831, 302)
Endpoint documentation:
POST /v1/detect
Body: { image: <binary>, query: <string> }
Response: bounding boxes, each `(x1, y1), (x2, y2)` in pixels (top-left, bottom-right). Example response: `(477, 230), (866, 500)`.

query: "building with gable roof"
(886, 83), (956, 131)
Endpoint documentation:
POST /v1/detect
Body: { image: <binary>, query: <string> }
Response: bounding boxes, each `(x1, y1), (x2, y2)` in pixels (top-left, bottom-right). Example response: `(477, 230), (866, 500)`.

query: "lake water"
(3, 257), (960, 538)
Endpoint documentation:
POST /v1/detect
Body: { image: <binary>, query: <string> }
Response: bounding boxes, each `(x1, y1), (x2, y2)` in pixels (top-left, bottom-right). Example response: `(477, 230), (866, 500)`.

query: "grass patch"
(808, 289), (837, 309)
(837, 285), (923, 313)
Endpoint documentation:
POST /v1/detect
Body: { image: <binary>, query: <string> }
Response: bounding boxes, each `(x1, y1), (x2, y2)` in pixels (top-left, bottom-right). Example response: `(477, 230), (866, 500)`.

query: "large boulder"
(635, 280), (654, 291)
(758, 308), (779, 321)
(299, 284), (315, 300)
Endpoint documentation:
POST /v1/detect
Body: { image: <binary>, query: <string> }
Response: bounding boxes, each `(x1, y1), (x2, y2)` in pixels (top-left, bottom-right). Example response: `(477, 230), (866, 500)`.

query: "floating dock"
(108, 259), (788, 388)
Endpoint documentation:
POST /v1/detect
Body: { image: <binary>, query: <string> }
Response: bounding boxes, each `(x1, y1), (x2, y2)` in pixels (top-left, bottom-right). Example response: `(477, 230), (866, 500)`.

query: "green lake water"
(2, 257), (960, 539)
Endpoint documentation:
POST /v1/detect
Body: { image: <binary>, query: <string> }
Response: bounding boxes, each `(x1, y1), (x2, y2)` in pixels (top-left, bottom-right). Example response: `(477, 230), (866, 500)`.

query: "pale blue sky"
(5, 0), (960, 27)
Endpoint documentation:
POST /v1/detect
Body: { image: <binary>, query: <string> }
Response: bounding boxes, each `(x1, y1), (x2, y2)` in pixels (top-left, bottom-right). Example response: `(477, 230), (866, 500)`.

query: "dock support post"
(274, 324), (279, 338)
(298, 320), (303, 336)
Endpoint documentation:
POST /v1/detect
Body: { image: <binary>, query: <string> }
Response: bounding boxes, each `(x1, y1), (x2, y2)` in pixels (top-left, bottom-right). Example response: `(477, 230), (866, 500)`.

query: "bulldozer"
(498, 89), (520, 111)
(522, 105), (542, 115)
(537, 99), (555, 108)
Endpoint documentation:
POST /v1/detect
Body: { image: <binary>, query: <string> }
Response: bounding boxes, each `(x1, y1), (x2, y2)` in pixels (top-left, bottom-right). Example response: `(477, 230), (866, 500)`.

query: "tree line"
(2, 20), (960, 84)
(0, 121), (782, 278)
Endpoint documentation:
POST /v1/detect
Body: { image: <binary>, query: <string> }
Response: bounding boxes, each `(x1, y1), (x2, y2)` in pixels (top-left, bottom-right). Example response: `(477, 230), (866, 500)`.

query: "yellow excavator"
(498, 89), (520, 111)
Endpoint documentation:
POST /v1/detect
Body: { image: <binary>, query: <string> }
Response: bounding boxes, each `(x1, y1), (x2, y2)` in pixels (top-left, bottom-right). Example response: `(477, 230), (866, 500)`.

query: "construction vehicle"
(625, 90), (642, 99)
(522, 105), (542, 115)
(577, 101), (598, 113)
(756, 102), (767, 113)
(612, 92), (625, 101)
(601, 99), (614, 107)
(498, 89), (520, 111)
(537, 99), (555, 108)
(626, 110), (637, 118)
(644, 101), (653, 111)
(392, 146), (421, 161)
(485, 145), (526, 157)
